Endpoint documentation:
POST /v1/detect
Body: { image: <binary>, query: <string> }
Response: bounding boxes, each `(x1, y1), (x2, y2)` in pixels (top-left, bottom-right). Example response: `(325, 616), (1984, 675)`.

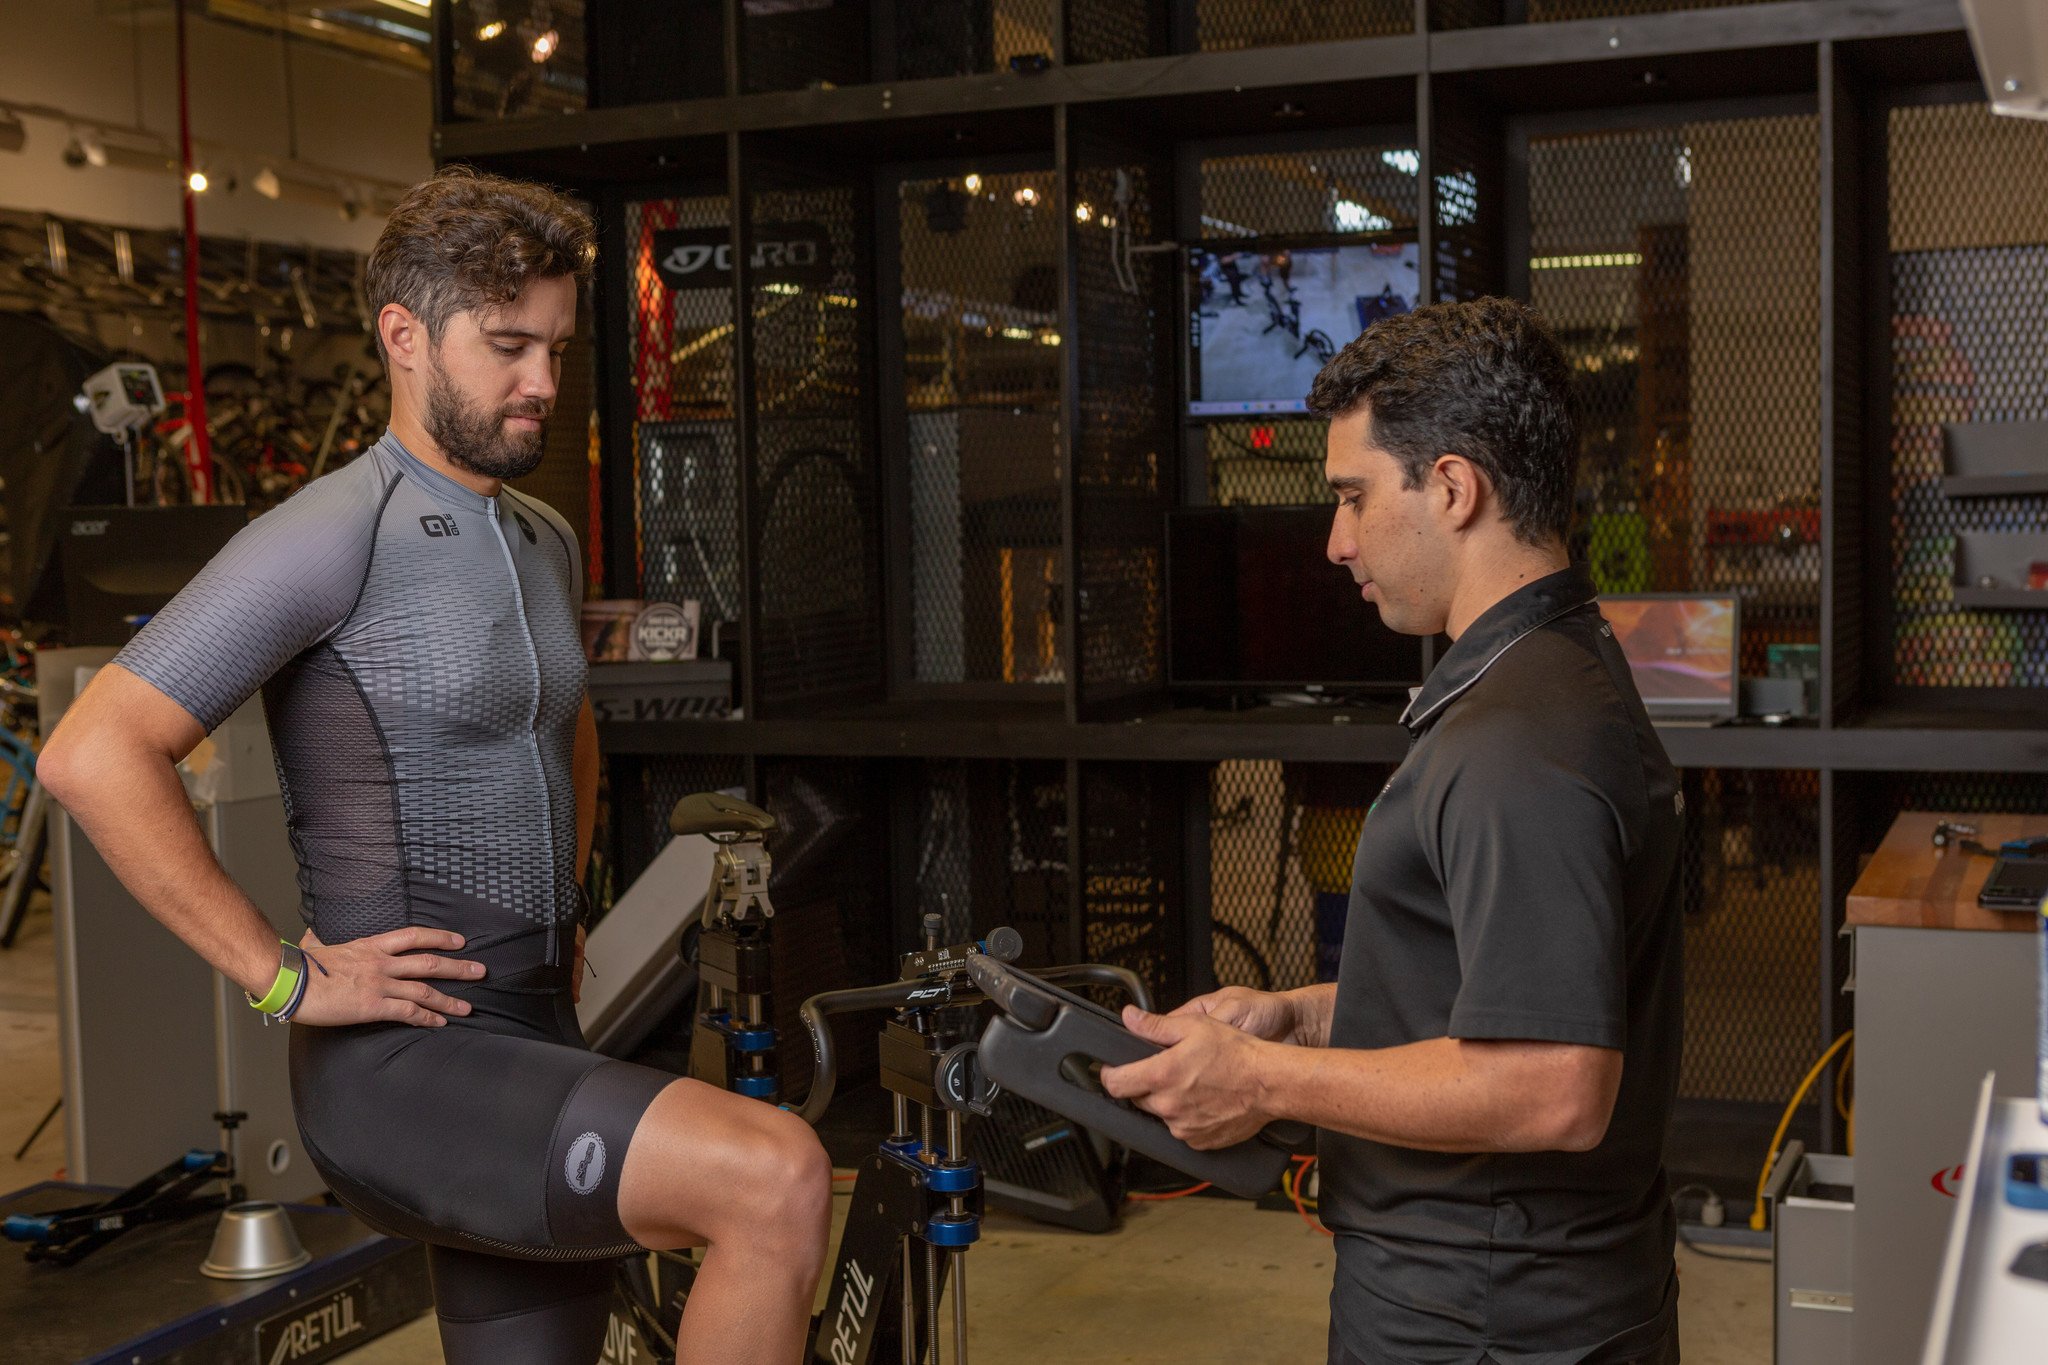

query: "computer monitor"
(1167, 504), (1424, 693)
(1185, 237), (1419, 417)
(1599, 593), (1741, 723)
(60, 505), (249, 646)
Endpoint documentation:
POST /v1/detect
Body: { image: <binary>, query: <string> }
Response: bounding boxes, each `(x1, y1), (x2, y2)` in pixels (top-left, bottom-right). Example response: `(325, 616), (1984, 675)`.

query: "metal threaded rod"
(922, 1105), (938, 1364)
(951, 1250), (966, 1365)
(901, 1234), (915, 1365)
(947, 1109), (968, 1365)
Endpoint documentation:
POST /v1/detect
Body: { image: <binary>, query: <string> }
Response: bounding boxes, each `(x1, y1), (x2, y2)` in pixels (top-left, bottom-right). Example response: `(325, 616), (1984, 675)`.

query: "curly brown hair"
(365, 165), (595, 360)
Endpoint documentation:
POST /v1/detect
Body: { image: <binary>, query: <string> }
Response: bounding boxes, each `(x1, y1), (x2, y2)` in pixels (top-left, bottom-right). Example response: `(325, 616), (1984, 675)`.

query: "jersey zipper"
(487, 499), (563, 967)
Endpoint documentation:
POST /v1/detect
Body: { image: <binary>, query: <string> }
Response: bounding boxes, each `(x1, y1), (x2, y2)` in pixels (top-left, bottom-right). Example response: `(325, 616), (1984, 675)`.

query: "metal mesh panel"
(1080, 764), (1183, 1004)
(1431, 90), (1505, 304)
(1677, 769), (1820, 1104)
(625, 196), (741, 623)
(1432, 0), (1798, 25)
(1887, 103), (2048, 689)
(1525, 0), (1791, 18)
(741, 0), (870, 94)
(1530, 116), (1822, 677)
(739, 0), (1058, 88)
(1066, 0), (1158, 63)
(1851, 773), (2048, 853)
(449, 0), (587, 119)
(764, 758), (891, 967)
(757, 759), (892, 1095)
(915, 760), (1070, 966)
(1208, 761), (1393, 993)
(1199, 144), (1422, 241)
(1192, 0), (1410, 50)
(1206, 421), (1334, 506)
(748, 173), (884, 712)
(1071, 127), (1179, 710)
(898, 172), (1064, 685)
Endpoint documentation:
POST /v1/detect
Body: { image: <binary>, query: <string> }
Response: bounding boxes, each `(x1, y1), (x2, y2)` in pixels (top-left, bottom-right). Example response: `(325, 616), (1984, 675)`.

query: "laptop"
(1598, 593), (1741, 727)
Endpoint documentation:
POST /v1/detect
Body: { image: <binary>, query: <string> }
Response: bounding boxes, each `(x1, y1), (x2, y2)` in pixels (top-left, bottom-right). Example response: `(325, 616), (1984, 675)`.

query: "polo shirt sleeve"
(1424, 714), (1632, 1050)
(113, 471), (384, 732)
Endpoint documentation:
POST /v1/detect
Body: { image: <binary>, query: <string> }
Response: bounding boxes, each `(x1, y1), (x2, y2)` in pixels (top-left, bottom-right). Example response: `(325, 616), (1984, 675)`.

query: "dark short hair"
(365, 165), (595, 360)
(1306, 297), (1577, 547)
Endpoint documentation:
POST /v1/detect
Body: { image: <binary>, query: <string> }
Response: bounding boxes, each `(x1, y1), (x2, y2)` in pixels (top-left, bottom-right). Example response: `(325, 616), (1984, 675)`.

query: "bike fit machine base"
(0, 1180), (429, 1365)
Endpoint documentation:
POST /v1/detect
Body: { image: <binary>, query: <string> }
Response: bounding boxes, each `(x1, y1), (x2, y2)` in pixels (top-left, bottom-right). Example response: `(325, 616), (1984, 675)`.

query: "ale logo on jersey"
(420, 514), (459, 538)
(566, 1131), (606, 1195)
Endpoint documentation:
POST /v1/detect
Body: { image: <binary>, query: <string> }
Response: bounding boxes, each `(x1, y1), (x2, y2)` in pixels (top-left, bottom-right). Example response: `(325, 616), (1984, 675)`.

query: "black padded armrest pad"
(967, 956), (1308, 1199)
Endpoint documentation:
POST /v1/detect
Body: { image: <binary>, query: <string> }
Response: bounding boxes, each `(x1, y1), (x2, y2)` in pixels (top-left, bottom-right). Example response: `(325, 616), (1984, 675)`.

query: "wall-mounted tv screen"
(1167, 505), (1424, 693)
(1186, 238), (1420, 417)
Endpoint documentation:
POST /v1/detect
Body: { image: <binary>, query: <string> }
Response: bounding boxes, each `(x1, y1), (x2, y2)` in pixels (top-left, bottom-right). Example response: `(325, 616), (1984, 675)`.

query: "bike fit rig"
(671, 792), (782, 1101)
(796, 917), (1156, 1365)
(3, 1114), (244, 1266)
(611, 793), (786, 1364)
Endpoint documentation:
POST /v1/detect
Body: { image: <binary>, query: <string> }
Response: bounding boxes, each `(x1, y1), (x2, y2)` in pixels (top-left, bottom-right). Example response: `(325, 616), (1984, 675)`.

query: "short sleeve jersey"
(1320, 564), (1685, 1365)
(113, 432), (588, 950)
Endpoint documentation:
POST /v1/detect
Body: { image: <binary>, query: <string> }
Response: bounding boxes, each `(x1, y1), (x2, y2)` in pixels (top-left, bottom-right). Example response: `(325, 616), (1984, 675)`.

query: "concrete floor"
(0, 898), (1773, 1363)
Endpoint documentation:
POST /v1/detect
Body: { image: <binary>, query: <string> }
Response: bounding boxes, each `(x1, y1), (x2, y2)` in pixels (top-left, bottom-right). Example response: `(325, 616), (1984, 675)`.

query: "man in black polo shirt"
(1101, 297), (1684, 1364)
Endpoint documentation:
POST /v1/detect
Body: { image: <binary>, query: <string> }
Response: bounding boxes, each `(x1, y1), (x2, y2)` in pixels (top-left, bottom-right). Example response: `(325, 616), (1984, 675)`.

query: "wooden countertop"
(1847, 811), (2048, 932)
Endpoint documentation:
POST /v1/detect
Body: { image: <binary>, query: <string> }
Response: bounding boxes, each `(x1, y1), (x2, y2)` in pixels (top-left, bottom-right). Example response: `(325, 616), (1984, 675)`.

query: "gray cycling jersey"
(117, 430), (587, 953)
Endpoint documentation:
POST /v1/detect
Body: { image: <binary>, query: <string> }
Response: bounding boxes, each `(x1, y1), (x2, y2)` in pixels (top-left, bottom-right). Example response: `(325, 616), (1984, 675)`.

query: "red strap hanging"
(173, 0), (216, 504)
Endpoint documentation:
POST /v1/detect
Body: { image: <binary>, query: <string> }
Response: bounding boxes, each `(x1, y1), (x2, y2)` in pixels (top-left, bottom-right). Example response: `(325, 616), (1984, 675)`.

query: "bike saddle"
(669, 792), (778, 839)
(967, 955), (1311, 1200)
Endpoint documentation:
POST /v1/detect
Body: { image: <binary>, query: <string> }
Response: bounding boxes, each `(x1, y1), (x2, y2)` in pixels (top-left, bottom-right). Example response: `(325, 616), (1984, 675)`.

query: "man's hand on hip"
(290, 927), (486, 1028)
(1099, 1006), (1275, 1151)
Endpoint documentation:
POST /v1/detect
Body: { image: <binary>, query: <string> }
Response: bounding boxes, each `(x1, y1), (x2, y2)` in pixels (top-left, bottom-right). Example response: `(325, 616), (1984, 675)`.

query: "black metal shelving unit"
(433, 0), (2048, 1185)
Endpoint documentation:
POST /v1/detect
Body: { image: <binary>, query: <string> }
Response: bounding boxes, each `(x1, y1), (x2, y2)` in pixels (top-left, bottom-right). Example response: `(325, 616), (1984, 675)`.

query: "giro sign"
(652, 222), (833, 291)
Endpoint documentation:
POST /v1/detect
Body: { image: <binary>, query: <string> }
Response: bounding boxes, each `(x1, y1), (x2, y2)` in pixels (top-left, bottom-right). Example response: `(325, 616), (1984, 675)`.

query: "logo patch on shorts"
(565, 1132), (606, 1195)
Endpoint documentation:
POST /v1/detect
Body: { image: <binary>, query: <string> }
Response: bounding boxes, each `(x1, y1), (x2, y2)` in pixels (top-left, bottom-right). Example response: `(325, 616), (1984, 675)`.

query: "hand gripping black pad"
(967, 956), (1308, 1199)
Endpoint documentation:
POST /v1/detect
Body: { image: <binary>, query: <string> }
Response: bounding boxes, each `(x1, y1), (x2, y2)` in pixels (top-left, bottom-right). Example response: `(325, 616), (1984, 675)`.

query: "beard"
(423, 359), (549, 481)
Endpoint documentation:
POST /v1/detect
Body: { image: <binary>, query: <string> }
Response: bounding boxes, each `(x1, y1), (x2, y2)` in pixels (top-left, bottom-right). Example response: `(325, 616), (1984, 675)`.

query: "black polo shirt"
(1321, 564), (1685, 1365)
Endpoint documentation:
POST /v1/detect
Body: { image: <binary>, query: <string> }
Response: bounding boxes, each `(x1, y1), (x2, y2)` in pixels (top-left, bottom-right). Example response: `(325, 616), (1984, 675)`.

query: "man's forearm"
(1284, 983), (1339, 1047)
(1255, 1035), (1612, 1154)
(50, 742), (282, 996)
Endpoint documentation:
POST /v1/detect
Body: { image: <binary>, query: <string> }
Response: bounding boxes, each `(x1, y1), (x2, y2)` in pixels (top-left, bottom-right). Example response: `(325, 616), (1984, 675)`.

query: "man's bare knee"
(740, 1112), (831, 1258)
(618, 1080), (835, 1258)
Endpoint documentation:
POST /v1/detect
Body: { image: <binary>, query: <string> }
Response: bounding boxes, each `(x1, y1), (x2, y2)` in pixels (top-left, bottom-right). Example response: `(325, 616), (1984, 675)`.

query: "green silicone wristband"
(248, 942), (301, 1015)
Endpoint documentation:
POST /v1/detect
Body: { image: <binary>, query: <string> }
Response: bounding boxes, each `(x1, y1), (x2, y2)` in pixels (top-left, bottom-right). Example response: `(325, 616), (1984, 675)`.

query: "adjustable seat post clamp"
(670, 793), (783, 1101)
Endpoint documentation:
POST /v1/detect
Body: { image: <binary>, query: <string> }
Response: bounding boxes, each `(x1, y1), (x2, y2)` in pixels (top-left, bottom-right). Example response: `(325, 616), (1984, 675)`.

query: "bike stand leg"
(14, 1096), (58, 1161)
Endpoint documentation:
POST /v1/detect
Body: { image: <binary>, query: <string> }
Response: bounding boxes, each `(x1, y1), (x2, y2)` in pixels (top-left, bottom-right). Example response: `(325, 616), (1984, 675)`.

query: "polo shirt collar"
(1399, 562), (1598, 734)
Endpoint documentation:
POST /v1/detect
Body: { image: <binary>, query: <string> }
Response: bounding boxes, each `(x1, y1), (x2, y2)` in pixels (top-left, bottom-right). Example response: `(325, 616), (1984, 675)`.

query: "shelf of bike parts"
(1940, 421), (2048, 500)
(430, 0), (1967, 162)
(1951, 532), (2048, 611)
(584, 702), (2048, 768)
